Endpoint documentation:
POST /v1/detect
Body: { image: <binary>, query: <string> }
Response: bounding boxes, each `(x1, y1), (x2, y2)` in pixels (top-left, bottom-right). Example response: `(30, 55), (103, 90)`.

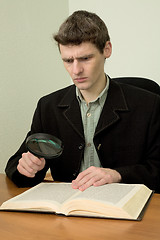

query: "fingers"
(72, 166), (121, 191)
(72, 166), (101, 191)
(17, 152), (45, 178)
(93, 177), (111, 187)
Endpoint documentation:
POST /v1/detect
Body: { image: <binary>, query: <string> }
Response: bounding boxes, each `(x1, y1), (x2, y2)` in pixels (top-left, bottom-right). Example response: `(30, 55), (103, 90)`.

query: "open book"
(0, 182), (153, 220)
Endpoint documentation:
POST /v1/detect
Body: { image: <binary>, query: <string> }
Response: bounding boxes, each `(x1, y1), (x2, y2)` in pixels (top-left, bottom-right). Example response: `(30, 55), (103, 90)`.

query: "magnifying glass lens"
(26, 133), (63, 159)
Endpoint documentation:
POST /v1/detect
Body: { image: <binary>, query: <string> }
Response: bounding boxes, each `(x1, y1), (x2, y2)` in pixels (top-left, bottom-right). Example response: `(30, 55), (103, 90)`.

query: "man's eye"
(80, 56), (92, 62)
(63, 59), (73, 63)
(67, 59), (73, 63)
(83, 57), (89, 61)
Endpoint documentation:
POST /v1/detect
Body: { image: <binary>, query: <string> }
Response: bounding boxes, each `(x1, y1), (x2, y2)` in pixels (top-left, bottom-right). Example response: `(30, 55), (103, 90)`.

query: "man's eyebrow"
(62, 54), (94, 61)
(62, 57), (74, 61)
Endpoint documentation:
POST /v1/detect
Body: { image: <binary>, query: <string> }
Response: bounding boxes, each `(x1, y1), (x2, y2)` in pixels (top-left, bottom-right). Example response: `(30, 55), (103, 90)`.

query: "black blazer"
(5, 79), (160, 192)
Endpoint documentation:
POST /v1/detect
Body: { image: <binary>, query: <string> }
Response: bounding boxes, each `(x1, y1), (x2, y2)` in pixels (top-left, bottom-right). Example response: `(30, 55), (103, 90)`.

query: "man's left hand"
(72, 166), (122, 191)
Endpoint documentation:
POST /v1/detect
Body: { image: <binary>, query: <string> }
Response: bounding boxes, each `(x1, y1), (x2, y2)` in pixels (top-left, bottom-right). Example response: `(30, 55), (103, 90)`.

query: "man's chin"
(74, 82), (88, 90)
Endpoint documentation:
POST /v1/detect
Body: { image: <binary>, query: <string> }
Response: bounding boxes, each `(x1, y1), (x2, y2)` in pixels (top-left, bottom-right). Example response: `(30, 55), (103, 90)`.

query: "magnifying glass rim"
(26, 133), (63, 159)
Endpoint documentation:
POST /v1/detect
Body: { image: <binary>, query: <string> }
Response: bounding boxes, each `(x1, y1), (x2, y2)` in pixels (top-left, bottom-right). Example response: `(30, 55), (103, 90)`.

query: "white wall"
(1, 0), (160, 173)
(69, 0), (160, 84)
(0, 0), (69, 172)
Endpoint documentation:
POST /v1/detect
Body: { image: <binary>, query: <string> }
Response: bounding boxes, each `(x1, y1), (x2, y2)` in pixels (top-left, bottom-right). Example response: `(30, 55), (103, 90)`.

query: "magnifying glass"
(26, 133), (63, 159)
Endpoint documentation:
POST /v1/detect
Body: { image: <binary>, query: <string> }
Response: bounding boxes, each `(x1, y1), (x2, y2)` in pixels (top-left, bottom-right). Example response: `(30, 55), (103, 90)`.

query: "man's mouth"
(74, 77), (87, 83)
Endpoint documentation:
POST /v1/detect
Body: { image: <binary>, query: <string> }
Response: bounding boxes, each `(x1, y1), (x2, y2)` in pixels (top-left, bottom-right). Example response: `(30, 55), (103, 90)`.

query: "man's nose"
(72, 61), (83, 75)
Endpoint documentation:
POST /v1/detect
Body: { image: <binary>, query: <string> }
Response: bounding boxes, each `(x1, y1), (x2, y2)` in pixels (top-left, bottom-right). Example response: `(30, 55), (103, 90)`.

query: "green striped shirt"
(76, 77), (109, 172)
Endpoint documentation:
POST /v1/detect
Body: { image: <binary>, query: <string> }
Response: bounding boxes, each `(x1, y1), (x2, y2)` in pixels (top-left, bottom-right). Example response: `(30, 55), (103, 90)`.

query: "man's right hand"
(17, 152), (46, 178)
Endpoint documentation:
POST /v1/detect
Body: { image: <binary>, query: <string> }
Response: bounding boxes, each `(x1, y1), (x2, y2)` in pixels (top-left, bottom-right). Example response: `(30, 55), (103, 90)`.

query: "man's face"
(59, 42), (112, 93)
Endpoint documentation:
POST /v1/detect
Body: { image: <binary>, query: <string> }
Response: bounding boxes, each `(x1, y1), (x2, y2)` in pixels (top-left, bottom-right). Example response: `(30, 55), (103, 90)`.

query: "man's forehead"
(59, 42), (97, 58)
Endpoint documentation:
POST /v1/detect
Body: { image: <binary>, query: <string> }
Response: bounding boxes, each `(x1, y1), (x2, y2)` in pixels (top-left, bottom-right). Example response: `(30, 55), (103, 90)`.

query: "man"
(5, 10), (160, 192)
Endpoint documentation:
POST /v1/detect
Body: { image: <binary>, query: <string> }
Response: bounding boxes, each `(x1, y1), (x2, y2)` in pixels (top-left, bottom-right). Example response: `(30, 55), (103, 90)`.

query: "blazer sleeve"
(5, 100), (50, 187)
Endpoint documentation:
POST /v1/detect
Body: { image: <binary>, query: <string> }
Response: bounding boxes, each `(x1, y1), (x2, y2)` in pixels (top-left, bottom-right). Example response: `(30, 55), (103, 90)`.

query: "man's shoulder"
(39, 84), (75, 103)
(110, 79), (160, 111)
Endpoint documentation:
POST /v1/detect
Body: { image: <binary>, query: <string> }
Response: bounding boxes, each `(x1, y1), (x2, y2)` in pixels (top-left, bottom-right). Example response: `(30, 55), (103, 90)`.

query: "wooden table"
(0, 173), (160, 240)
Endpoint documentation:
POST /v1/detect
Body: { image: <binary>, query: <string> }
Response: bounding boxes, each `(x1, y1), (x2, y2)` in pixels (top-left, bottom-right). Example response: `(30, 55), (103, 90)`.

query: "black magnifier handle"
(26, 133), (63, 159)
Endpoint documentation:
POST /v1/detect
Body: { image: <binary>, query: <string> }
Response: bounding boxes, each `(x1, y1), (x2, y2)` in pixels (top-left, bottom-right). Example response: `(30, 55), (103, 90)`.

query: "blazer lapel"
(58, 85), (84, 139)
(95, 80), (129, 136)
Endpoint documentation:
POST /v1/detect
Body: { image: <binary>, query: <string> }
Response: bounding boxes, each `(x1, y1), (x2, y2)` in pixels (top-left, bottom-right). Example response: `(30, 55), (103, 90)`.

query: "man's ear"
(104, 41), (112, 59)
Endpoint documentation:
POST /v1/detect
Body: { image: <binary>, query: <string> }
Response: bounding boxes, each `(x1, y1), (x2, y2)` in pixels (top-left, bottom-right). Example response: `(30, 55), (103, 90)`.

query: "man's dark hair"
(54, 10), (110, 53)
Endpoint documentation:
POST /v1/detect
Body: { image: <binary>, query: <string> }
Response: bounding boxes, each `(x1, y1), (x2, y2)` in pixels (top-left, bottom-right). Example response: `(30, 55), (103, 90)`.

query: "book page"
(0, 182), (80, 210)
(61, 183), (151, 219)
(70, 183), (136, 205)
(121, 185), (152, 219)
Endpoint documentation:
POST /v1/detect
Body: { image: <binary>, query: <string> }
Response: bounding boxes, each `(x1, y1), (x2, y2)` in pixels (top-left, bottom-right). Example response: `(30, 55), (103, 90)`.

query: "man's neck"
(80, 76), (107, 104)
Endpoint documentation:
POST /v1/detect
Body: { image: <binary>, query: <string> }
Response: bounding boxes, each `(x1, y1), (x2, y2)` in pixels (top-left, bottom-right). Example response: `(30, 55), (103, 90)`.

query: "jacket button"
(78, 143), (84, 150)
